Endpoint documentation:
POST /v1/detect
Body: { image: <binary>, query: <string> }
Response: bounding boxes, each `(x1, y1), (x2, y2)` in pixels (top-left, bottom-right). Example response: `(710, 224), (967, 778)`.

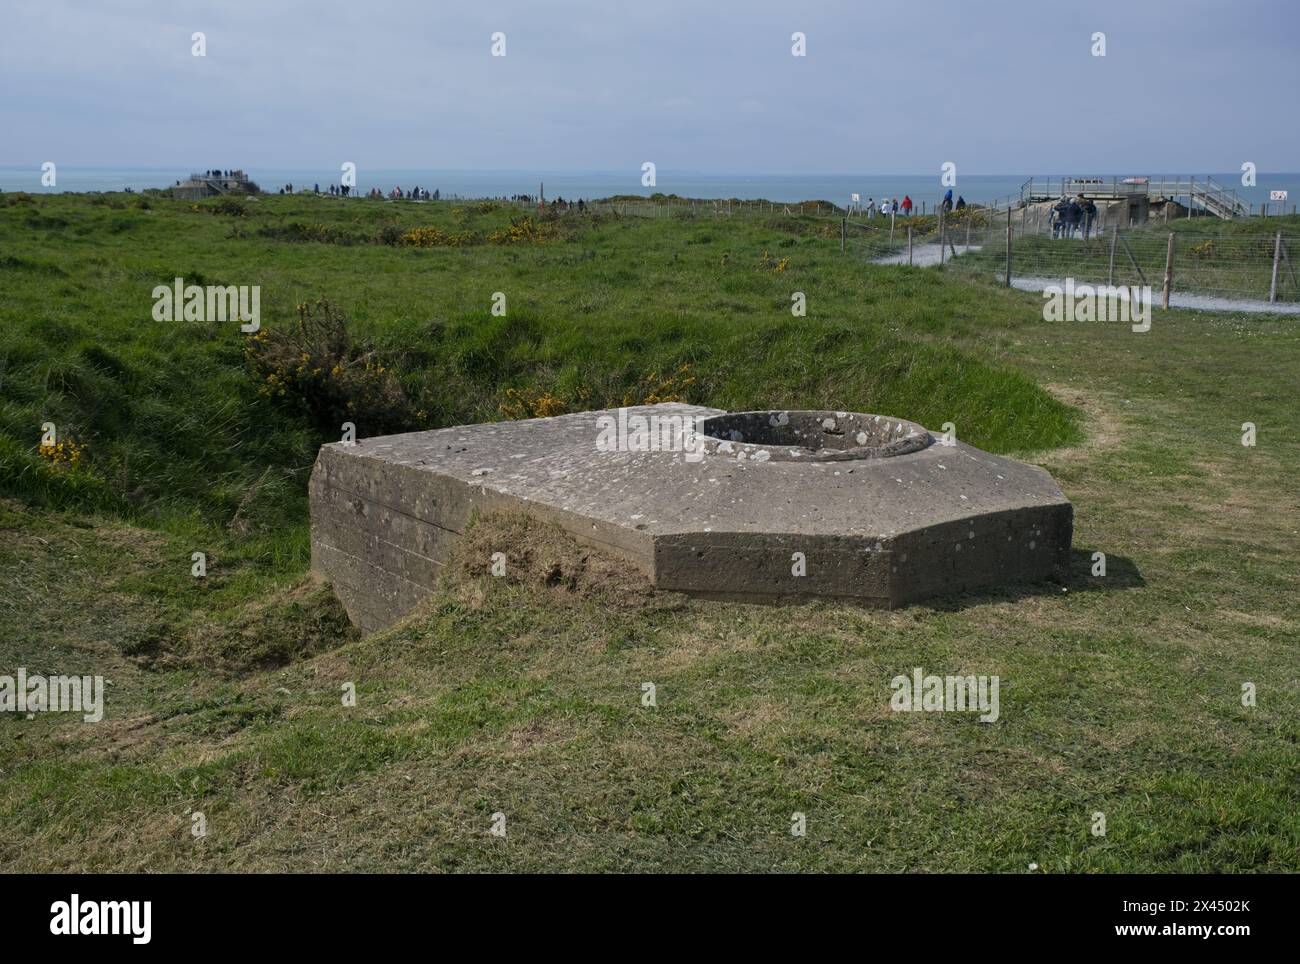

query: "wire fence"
(463, 192), (1300, 307)
(843, 209), (1300, 305)
(962, 229), (1298, 305)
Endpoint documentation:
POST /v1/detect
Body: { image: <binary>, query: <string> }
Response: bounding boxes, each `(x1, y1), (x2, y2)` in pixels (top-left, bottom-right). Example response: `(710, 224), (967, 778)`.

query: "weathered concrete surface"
(309, 404), (1073, 631)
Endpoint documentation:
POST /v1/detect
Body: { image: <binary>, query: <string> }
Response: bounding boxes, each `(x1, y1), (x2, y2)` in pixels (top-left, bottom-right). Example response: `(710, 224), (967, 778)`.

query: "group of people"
(546, 196), (585, 211)
(264, 185), (595, 205)
(381, 186), (437, 200)
(1050, 194), (1099, 239)
(273, 184), (443, 200)
(865, 195), (914, 218)
(862, 191), (972, 218)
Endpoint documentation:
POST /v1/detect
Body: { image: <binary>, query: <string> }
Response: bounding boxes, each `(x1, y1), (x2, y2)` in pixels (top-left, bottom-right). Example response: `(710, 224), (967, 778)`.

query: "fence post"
(965, 216), (972, 252)
(908, 226), (913, 266)
(1108, 227), (1118, 287)
(1269, 230), (1282, 303)
(841, 218), (846, 254)
(938, 208), (946, 265)
(1005, 210), (1012, 287)
(1162, 232), (1175, 309)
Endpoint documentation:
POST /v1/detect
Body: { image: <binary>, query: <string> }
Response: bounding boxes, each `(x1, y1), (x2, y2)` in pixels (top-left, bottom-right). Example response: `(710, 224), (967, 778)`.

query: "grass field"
(1, 192), (1297, 872)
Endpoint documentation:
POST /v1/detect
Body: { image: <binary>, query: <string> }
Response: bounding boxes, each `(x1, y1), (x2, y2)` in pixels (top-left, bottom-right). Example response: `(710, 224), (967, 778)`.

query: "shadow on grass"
(918, 546), (1144, 612)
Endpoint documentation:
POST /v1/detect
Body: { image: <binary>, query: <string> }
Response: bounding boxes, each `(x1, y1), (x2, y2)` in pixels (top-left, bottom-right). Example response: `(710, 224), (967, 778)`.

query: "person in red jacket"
(901, 195), (913, 217)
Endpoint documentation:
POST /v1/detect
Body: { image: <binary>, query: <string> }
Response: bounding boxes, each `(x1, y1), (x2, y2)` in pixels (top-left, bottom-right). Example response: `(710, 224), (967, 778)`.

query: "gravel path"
(870, 246), (1300, 315)
(873, 243), (982, 266)
(1008, 276), (1300, 315)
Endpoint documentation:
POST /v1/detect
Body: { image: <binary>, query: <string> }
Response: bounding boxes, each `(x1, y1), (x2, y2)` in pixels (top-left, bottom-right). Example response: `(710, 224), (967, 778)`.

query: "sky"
(2, 0), (1298, 175)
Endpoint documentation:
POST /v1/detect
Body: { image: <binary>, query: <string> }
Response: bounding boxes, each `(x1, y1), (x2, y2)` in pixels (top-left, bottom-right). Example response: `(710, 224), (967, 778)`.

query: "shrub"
(244, 299), (416, 434)
(397, 226), (479, 247)
(39, 436), (86, 470)
(375, 223), (404, 246)
(499, 365), (696, 419)
(192, 197), (248, 217)
(488, 216), (557, 245)
(499, 386), (590, 419)
(618, 364), (696, 407)
(257, 222), (361, 245)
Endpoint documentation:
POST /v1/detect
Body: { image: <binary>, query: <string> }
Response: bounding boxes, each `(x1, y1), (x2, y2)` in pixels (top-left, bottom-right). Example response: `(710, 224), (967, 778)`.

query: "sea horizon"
(2, 165), (1294, 209)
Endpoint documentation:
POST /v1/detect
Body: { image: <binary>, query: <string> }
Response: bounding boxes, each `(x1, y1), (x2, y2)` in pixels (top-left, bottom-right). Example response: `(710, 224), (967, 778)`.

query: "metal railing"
(1021, 176), (1248, 218)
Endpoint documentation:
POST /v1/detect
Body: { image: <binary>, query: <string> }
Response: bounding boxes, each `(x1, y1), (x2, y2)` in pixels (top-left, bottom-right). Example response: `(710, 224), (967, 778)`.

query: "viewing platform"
(1020, 176), (1248, 219)
(172, 170), (256, 199)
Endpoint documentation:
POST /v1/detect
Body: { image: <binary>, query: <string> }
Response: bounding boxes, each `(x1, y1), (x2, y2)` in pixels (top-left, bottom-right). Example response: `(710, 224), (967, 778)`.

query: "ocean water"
(0, 166), (1294, 211)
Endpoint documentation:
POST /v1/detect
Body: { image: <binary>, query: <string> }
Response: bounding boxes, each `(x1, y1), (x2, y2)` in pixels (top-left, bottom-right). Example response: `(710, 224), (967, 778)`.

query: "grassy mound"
(0, 193), (1079, 552)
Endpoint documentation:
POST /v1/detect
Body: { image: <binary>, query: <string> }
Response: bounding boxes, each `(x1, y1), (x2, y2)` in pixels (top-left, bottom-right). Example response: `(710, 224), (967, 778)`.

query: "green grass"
(1, 192), (1297, 872)
(0, 193), (1077, 552)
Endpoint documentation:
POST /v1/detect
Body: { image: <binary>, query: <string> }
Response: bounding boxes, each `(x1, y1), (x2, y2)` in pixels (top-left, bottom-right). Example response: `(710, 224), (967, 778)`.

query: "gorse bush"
(451, 201), (501, 221)
(499, 385), (592, 419)
(618, 364), (696, 407)
(244, 299), (417, 435)
(38, 436), (85, 470)
(488, 216), (557, 244)
(499, 365), (697, 419)
(398, 226), (479, 247)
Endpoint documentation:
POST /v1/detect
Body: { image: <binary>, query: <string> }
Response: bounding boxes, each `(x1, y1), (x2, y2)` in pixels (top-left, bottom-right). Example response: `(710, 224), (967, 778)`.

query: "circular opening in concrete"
(699, 410), (933, 462)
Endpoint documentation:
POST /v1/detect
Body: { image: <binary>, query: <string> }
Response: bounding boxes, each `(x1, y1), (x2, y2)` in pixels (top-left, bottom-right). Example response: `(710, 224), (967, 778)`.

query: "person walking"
(1066, 197), (1082, 238)
(901, 195), (913, 217)
(1081, 197), (1098, 239)
(1052, 197), (1070, 238)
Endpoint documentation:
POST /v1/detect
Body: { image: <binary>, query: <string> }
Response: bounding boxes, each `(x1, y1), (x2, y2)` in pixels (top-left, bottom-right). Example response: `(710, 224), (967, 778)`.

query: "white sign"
(1270, 190), (1288, 201)
(851, 193), (860, 202)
